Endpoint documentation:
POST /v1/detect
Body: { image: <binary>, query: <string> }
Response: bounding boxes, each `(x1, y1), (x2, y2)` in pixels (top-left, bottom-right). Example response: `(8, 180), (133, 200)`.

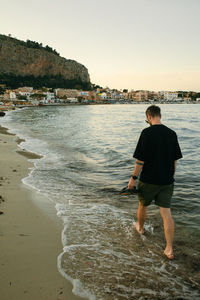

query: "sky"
(1, 0), (200, 91)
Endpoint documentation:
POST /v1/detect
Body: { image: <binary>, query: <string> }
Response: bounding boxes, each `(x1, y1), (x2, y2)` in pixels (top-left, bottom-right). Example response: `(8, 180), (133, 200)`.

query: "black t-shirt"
(133, 124), (182, 185)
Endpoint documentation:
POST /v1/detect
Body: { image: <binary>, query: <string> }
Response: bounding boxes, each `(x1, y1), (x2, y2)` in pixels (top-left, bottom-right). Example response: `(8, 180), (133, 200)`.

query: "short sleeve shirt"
(133, 124), (182, 185)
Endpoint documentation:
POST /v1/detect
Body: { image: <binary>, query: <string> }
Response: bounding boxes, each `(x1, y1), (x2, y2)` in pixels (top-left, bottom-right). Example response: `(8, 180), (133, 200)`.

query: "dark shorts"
(138, 181), (174, 208)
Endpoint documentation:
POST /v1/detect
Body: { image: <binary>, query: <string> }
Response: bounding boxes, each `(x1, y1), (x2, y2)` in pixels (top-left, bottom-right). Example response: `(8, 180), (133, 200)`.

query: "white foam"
(57, 253), (96, 300)
(144, 222), (154, 234)
(72, 280), (96, 300)
(63, 244), (99, 252)
(132, 288), (157, 297)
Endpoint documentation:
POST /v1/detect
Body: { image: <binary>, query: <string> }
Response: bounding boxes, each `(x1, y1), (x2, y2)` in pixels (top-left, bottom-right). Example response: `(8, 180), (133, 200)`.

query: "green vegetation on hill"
(0, 86), (5, 94)
(25, 39), (60, 56)
(0, 73), (91, 90)
(0, 34), (60, 56)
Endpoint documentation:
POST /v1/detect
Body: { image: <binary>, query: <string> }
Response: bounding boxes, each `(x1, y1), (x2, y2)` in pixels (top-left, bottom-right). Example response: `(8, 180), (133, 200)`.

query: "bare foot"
(163, 250), (174, 260)
(134, 222), (144, 235)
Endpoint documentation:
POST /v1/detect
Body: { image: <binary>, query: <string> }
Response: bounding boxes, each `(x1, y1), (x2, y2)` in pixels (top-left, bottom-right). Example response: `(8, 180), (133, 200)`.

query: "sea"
(1, 103), (200, 300)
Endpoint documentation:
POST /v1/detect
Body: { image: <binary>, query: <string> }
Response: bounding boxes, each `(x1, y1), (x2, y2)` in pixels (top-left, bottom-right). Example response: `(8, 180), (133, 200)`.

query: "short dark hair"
(146, 105), (161, 117)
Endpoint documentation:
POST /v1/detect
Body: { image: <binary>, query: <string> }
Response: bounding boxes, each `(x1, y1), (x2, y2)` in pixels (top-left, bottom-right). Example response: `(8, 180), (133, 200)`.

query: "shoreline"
(0, 125), (86, 300)
(0, 101), (199, 112)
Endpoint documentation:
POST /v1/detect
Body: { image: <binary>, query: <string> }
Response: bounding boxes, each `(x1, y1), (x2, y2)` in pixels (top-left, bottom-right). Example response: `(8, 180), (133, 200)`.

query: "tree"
(41, 87), (48, 92)
(0, 73), (91, 90)
(0, 87), (5, 95)
(18, 95), (27, 100)
(30, 93), (45, 99)
(77, 96), (83, 103)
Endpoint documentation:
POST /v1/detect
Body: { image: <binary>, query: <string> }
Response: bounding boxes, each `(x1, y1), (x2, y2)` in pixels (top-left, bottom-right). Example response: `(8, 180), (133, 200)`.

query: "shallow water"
(1, 104), (200, 299)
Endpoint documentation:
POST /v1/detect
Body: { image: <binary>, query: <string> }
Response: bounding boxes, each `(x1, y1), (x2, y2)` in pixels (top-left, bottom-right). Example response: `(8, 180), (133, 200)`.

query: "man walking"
(128, 105), (182, 259)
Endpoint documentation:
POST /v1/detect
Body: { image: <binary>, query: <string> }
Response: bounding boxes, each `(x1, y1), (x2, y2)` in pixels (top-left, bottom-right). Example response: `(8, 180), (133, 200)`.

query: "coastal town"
(0, 86), (200, 109)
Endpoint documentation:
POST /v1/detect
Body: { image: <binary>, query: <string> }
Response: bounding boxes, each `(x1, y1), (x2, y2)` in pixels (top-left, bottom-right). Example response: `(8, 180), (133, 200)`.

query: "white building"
(10, 92), (17, 100)
(45, 92), (55, 101)
(67, 97), (78, 103)
(160, 91), (179, 101)
(100, 92), (107, 100)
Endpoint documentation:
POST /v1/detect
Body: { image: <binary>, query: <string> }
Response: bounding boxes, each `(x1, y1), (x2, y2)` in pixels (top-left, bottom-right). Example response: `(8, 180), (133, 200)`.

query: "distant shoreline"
(0, 100), (199, 112)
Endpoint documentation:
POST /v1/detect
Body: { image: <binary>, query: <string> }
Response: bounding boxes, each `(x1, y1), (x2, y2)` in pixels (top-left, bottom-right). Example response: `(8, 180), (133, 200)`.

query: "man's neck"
(151, 117), (162, 125)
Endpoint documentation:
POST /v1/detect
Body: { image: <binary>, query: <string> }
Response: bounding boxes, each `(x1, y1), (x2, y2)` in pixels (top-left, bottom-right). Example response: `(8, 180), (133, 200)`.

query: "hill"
(0, 34), (91, 90)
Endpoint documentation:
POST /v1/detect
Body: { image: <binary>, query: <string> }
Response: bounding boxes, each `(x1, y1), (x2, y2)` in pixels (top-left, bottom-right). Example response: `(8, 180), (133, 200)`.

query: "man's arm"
(128, 159), (144, 189)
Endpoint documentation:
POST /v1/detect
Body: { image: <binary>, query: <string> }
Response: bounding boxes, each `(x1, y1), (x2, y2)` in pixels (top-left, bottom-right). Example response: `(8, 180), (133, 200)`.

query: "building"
(160, 91), (179, 101)
(10, 92), (17, 100)
(100, 92), (107, 100)
(18, 91), (33, 99)
(55, 89), (79, 98)
(127, 90), (136, 100)
(45, 92), (55, 101)
(148, 91), (159, 101)
(16, 87), (33, 93)
(3, 90), (16, 101)
(134, 90), (149, 102)
(67, 98), (78, 103)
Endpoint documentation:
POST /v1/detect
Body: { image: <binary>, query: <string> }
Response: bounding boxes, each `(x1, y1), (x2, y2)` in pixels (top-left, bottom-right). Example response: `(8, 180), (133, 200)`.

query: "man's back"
(134, 124), (182, 184)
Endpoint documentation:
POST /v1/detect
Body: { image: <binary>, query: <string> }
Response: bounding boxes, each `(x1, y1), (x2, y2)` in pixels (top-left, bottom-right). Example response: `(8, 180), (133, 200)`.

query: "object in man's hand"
(120, 186), (139, 195)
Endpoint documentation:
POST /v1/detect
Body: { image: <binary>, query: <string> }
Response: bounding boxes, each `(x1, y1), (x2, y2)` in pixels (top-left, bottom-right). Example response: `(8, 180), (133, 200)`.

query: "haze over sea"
(1, 104), (200, 299)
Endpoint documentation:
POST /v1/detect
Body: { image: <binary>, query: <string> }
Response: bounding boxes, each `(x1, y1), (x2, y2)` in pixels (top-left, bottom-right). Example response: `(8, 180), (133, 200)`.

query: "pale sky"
(1, 0), (200, 91)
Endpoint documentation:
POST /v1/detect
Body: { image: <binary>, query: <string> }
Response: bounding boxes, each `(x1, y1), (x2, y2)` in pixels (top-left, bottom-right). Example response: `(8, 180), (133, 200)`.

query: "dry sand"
(0, 126), (86, 300)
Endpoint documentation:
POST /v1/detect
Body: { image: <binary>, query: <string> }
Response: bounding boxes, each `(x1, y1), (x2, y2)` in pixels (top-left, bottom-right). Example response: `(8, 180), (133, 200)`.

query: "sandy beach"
(0, 126), (85, 300)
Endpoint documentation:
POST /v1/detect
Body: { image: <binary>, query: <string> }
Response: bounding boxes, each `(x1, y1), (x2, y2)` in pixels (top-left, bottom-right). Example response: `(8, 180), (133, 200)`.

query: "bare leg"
(159, 207), (174, 259)
(134, 201), (146, 234)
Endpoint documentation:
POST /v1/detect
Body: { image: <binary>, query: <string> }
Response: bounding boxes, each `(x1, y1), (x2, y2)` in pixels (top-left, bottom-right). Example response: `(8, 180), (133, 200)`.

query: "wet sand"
(0, 126), (85, 300)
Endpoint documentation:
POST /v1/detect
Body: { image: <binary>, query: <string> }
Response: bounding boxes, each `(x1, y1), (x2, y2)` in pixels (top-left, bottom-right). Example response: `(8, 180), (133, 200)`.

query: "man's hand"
(128, 177), (136, 190)
(128, 159), (143, 190)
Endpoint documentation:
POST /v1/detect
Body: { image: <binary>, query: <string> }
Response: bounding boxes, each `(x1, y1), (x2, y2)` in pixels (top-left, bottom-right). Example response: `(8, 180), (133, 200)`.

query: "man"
(128, 105), (182, 260)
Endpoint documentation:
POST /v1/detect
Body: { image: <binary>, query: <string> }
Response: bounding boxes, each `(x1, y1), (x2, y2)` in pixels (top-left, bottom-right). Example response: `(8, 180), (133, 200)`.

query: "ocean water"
(1, 104), (200, 299)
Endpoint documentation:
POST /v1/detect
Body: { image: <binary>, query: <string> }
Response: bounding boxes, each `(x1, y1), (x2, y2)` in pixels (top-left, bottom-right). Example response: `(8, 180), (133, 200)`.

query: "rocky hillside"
(0, 34), (90, 89)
